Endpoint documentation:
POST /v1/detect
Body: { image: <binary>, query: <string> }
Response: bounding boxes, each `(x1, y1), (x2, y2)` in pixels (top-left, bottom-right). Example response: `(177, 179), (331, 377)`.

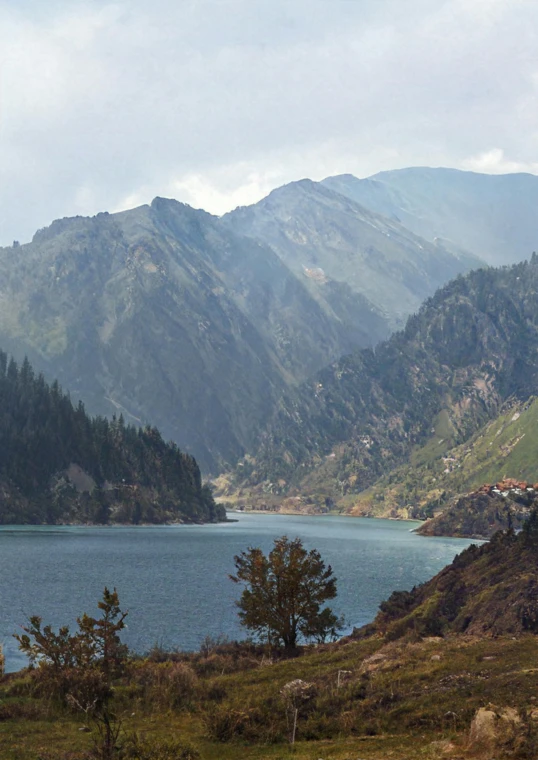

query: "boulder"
(468, 705), (521, 756)
(468, 707), (497, 749)
(429, 739), (456, 754)
(360, 652), (388, 673)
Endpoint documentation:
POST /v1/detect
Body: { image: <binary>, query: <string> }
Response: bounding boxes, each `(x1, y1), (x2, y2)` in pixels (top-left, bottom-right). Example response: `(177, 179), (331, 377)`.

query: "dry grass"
(2, 634), (538, 759)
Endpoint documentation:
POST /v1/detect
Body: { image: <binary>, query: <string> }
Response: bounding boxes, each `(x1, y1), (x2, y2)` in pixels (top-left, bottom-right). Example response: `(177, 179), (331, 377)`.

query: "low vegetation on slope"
(346, 396), (538, 527)
(0, 351), (222, 524)
(374, 514), (538, 639)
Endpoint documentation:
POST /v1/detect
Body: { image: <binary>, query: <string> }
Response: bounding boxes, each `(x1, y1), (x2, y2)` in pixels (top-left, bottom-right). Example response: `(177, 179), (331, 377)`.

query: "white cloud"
(460, 148), (538, 175)
(0, 0), (537, 244)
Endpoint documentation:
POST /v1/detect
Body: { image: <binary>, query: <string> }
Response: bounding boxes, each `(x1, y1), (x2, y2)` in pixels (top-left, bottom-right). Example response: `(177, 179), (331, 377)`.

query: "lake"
(0, 513), (478, 672)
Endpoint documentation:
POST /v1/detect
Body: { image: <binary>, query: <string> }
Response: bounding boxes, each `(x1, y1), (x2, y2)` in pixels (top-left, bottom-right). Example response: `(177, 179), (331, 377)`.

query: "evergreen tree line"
(0, 351), (223, 524)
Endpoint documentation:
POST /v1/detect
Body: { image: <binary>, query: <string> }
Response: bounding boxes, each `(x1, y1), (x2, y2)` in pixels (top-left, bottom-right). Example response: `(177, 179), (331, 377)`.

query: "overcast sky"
(0, 0), (537, 245)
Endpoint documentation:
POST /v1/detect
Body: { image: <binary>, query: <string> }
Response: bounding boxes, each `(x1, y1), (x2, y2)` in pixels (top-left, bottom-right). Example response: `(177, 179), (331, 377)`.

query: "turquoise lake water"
(0, 513), (478, 672)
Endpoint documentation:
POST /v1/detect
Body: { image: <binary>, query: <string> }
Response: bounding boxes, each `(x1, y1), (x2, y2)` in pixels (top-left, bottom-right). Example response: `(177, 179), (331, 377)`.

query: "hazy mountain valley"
(2, 167), (535, 485)
(222, 254), (538, 516)
(1, 168), (538, 530)
(2, 167), (538, 760)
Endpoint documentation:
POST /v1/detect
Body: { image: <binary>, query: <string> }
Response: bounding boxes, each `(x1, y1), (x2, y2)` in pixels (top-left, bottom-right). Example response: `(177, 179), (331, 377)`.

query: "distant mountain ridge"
(322, 167), (538, 266)
(223, 178), (480, 331)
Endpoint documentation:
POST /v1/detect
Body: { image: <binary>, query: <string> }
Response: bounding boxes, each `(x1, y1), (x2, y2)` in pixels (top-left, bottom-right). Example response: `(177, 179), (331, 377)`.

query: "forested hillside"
(0, 351), (223, 524)
(225, 256), (538, 507)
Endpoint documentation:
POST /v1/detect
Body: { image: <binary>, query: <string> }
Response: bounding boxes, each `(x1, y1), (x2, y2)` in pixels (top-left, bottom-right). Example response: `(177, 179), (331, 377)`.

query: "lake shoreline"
(226, 508), (424, 524)
(0, 516), (235, 528)
(0, 514), (476, 674)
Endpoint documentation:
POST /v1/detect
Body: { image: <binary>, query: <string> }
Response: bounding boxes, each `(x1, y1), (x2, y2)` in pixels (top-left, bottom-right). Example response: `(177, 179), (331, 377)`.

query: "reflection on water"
(0, 513), (477, 672)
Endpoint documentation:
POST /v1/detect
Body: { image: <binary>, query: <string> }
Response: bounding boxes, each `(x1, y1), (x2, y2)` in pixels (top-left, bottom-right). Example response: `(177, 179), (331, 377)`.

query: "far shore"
(225, 507), (424, 524)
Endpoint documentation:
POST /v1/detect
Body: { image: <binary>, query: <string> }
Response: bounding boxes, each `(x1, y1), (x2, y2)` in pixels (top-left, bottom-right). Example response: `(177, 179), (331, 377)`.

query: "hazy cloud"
(1, 0), (537, 244)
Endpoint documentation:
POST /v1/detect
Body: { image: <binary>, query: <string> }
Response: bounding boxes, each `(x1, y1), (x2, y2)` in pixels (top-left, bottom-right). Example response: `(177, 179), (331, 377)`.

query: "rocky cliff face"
(224, 179), (481, 331)
(416, 483), (534, 539)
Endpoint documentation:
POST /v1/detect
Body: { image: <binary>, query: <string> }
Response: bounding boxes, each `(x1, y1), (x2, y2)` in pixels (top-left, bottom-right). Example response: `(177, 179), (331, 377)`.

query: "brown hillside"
(372, 515), (538, 640)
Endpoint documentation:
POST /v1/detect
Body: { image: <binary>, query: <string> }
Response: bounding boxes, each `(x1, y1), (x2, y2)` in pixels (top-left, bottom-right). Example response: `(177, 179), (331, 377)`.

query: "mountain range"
(1, 198), (385, 472)
(1, 166), (537, 507)
(0, 168), (504, 475)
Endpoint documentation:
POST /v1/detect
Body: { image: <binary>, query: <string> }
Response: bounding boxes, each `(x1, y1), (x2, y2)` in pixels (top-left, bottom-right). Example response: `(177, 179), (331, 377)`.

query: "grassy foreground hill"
(4, 524), (538, 759)
(5, 635), (538, 759)
(0, 350), (223, 524)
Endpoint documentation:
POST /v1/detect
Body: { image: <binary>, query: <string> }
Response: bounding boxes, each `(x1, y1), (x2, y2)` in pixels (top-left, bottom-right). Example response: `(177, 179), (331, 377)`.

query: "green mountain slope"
(322, 167), (538, 266)
(224, 179), (481, 331)
(224, 256), (538, 508)
(350, 396), (538, 523)
(0, 198), (390, 473)
(0, 351), (223, 524)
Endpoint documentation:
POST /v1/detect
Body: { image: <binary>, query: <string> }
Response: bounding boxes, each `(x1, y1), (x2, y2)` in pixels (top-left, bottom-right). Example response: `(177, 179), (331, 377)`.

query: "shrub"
(130, 662), (198, 710)
(0, 699), (43, 721)
(30, 665), (110, 712)
(166, 663), (198, 708)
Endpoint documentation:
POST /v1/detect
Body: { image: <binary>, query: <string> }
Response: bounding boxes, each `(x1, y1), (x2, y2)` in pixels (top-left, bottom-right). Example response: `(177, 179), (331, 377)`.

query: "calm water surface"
(0, 513), (478, 672)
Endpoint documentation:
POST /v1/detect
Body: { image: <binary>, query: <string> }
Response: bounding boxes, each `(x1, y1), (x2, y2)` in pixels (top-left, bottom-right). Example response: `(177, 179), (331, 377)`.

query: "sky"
(0, 0), (537, 245)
